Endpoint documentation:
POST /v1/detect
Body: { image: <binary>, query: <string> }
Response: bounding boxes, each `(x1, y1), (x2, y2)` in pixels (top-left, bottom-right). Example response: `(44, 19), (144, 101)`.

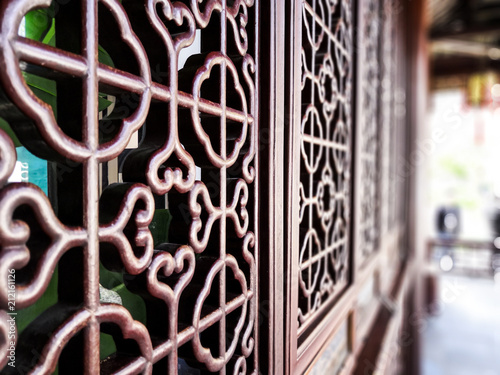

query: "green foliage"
(19, 8), (114, 125)
(25, 9), (55, 42)
(439, 157), (468, 180)
(23, 72), (58, 113)
(0, 118), (21, 147)
(16, 268), (59, 334)
(100, 333), (117, 360)
(98, 45), (115, 69)
(99, 263), (147, 359)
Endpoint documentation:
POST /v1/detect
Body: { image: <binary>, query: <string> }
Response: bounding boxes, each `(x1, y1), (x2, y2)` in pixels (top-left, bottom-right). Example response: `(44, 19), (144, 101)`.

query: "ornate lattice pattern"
(297, 0), (353, 333)
(379, 0), (405, 233)
(359, 0), (381, 262)
(0, 0), (258, 373)
(380, 0), (394, 235)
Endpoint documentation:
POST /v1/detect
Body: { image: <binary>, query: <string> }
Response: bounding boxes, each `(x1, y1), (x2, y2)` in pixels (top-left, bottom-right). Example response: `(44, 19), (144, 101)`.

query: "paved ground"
(422, 274), (500, 375)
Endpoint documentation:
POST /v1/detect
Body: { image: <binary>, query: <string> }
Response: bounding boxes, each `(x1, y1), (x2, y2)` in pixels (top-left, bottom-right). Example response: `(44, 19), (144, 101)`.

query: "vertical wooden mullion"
(259, 0), (287, 374)
(284, 0), (302, 373)
(353, 0), (366, 285)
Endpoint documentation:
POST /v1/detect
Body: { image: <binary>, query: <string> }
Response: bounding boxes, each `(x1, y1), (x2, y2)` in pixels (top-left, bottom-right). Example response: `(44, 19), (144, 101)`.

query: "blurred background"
(422, 1), (500, 374)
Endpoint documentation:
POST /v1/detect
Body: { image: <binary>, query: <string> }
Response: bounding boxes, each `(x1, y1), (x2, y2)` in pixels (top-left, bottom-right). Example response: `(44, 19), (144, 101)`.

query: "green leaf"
(0, 117), (21, 147)
(23, 10), (114, 114)
(99, 263), (146, 324)
(17, 267), (58, 334)
(112, 283), (146, 324)
(98, 95), (114, 112)
(41, 19), (56, 47)
(98, 45), (115, 68)
(99, 265), (147, 359)
(22, 72), (56, 97)
(97, 49), (115, 113)
(22, 72), (57, 116)
(25, 9), (52, 41)
(100, 333), (117, 360)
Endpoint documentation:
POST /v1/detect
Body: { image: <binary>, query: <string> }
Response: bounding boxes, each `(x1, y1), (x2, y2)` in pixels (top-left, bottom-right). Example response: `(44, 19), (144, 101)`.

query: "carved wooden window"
(284, 0), (354, 373)
(380, 0), (394, 237)
(357, 0), (381, 265)
(284, 0), (409, 373)
(0, 0), (258, 373)
(0, 0), (413, 374)
(296, 0), (352, 339)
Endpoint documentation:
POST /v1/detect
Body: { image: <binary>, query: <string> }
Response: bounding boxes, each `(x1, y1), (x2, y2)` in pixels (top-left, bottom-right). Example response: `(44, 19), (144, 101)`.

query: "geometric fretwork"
(359, 0), (381, 263)
(297, 0), (353, 336)
(380, 0), (394, 236)
(0, 0), (258, 373)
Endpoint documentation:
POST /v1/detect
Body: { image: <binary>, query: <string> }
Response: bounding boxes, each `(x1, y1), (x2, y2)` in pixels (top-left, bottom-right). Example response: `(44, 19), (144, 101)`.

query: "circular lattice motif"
(0, 0), (152, 163)
(299, 229), (323, 297)
(334, 18), (351, 79)
(302, 0), (326, 50)
(191, 54), (248, 169)
(329, 218), (346, 280)
(318, 55), (339, 122)
(318, 167), (336, 229)
(301, 106), (324, 174)
(332, 120), (348, 173)
(192, 256), (249, 372)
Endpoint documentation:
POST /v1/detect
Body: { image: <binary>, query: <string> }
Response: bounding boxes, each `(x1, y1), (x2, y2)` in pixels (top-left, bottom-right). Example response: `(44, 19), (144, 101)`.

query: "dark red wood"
(0, 0), (421, 374)
(0, 0), (259, 373)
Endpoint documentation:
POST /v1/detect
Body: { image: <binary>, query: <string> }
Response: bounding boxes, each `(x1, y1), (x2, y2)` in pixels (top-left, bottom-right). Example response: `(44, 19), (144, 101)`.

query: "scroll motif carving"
(0, 0), (258, 373)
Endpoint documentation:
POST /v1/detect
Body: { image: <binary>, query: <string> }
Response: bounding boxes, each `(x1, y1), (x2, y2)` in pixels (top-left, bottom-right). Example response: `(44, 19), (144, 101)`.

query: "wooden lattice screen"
(0, 0), (418, 374)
